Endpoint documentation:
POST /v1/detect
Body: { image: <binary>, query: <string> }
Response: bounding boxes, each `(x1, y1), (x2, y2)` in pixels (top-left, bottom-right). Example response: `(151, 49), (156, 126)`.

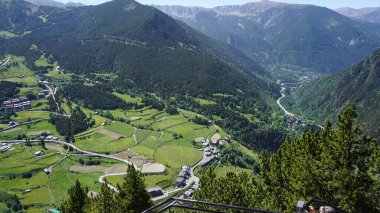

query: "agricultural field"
(0, 144), (61, 175)
(0, 121), (60, 140)
(34, 56), (51, 68)
(0, 146), (121, 212)
(104, 121), (135, 137)
(0, 56), (35, 80)
(75, 131), (135, 153)
(11, 111), (50, 123)
(0, 68), (257, 212)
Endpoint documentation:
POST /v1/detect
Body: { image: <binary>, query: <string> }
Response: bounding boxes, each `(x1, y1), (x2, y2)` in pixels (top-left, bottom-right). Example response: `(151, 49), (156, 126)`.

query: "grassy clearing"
(194, 97), (216, 105)
(130, 132), (171, 158)
(213, 164), (252, 177)
(167, 123), (213, 140)
(0, 31), (16, 38)
(45, 70), (71, 80)
(0, 56), (34, 78)
(135, 129), (151, 143)
(155, 141), (203, 169)
(18, 87), (40, 96)
(110, 109), (126, 119)
(151, 115), (188, 130)
(31, 99), (49, 110)
(113, 92), (142, 103)
(11, 111), (50, 123)
(34, 56), (50, 67)
(104, 121), (135, 137)
(4, 76), (39, 86)
(75, 133), (135, 153)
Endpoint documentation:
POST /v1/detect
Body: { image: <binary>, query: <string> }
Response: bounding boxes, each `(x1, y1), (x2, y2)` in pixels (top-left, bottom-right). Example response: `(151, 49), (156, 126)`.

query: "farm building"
(184, 189), (194, 198)
(147, 186), (164, 198)
(34, 151), (43, 156)
(37, 90), (49, 98)
(176, 177), (186, 188)
(178, 171), (187, 178)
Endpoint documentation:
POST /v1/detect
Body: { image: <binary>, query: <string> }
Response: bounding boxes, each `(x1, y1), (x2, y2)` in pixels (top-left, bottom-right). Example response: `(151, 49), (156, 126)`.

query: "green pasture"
(34, 56), (50, 67)
(155, 140), (203, 169)
(0, 144), (61, 175)
(0, 56), (34, 78)
(113, 92), (142, 104)
(0, 121), (59, 140)
(11, 111), (50, 123)
(130, 132), (170, 158)
(193, 97), (216, 105)
(45, 70), (71, 80)
(75, 133), (135, 153)
(104, 121), (135, 137)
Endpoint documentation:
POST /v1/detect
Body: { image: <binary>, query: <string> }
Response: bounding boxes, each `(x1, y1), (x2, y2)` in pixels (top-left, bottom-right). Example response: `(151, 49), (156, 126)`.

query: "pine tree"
(94, 179), (117, 213)
(60, 179), (89, 213)
(116, 165), (152, 212)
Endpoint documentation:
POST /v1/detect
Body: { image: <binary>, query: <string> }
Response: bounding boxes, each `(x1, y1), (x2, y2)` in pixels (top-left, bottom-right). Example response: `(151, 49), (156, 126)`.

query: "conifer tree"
(94, 179), (117, 213)
(61, 179), (89, 213)
(116, 165), (152, 212)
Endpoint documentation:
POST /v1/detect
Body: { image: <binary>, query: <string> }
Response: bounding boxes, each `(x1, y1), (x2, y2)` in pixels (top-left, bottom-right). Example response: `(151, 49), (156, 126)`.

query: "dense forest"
(195, 106), (380, 212)
(290, 48), (380, 142)
(0, 81), (20, 126)
(49, 106), (90, 141)
(60, 84), (130, 110)
(0, 191), (23, 212)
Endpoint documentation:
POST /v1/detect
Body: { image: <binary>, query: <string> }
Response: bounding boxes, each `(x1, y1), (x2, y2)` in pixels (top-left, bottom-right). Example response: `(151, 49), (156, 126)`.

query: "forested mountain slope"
(0, 0), (272, 97)
(156, 1), (380, 74)
(290, 49), (380, 141)
(0, 0), (285, 151)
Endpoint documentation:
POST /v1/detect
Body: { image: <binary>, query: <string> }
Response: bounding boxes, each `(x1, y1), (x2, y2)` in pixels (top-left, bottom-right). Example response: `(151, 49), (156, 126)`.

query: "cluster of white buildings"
(176, 165), (190, 188)
(3, 97), (31, 112)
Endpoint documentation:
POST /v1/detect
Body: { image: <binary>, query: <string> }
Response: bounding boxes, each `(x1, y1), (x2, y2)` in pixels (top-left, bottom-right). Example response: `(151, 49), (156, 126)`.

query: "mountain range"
(156, 1), (380, 74)
(336, 7), (380, 24)
(25, 0), (84, 7)
(289, 48), (380, 141)
(0, 0), (273, 98)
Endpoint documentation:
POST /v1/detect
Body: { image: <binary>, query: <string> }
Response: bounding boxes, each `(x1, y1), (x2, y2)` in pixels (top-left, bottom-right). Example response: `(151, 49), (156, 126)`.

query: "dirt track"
(95, 126), (124, 139)
(105, 164), (128, 174)
(69, 165), (106, 173)
(141, 163), (165, 174)
(27, 130), (50, 136)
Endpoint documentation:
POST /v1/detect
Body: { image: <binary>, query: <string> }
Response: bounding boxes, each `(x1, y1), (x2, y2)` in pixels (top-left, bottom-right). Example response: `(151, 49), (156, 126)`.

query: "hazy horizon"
(59, 0), (380, 9)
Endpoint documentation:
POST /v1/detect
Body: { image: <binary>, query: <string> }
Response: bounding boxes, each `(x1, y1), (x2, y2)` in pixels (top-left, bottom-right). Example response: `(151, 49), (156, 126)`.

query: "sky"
(60, 0), (380, 9)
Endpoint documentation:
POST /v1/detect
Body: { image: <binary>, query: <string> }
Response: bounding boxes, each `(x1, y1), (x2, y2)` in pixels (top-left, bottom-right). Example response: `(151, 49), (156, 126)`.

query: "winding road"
(276, 87), (295, 117)
(0, 56), (11, 67)
(276, 80), (324, 130)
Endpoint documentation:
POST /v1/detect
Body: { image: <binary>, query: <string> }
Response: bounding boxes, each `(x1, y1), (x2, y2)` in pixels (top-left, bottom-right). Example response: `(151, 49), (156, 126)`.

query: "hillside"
(337, 7), (380, 24)
(156, 1), (380, 74)
(0, 0), (273, 97)
(289, 48), (380, 141)
(0, 0), (286, 151)
(25, 0), (84, 7)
